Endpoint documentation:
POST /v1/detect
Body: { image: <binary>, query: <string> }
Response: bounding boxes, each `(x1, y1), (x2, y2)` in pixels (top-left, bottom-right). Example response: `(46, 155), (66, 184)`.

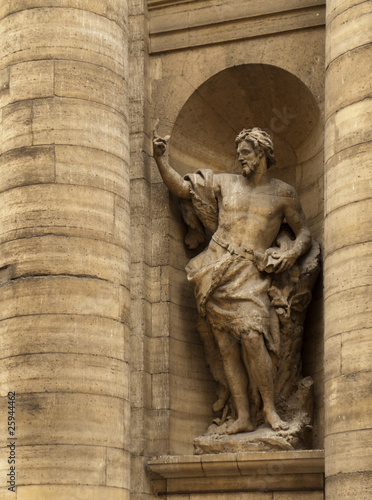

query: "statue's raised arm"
(153, 120), (191, 200)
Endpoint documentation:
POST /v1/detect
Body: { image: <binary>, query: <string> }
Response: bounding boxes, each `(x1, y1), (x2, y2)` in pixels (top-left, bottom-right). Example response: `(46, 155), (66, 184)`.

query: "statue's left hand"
(269, 249), (298, 273)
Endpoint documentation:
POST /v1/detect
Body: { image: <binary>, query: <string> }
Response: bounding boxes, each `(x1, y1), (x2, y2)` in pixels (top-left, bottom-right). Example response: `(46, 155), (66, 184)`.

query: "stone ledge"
(148, 450), (325, 494)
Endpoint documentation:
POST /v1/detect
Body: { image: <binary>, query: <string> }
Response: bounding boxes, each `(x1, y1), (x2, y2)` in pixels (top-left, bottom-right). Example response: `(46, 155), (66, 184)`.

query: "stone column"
(324, 1), (372, 498)
(0, 2), (130, 499)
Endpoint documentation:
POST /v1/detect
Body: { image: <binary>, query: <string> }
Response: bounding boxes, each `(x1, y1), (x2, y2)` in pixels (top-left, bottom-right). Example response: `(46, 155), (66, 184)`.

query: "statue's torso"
(213, 174), (288, 253)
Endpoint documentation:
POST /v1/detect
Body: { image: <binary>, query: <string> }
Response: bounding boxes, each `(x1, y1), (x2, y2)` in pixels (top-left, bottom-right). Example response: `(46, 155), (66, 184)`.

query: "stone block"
(169, 337), (192, 377)
(0, 236), (128, 285)
(324, 97), (372, 163)
(0, 353), (129, 399)
(325, 372), (372, 435)
(0, 444), (114, 486)
(274, 493), (323, 499)
(169, 302), (199, 342)
(0, 60), (54, 107)
(55, 60), (128, 114)
(147, 336), (169, 374)
(152, 216), (170, 266)
(324, 284), (372, 339)
(152, 373), (170, 409)
(107, 448), (131, 489)
(131, 370), (152, 409)
(0, 314), (125, 360)
(326, 0), (366, 23)
(325, 44), (371, 120)
(342, 329), (372, 375)
(325, 142), (372, 215)
(324, 242), (372, 297)
(130, 221), (152, 265)
(150, 5), (325, 52)
(324, 334), (342, 382)
(1, 100), (33, 153)
(55, 145), (128, 198)
(1, 392), (126, 447)
(326, 1), (372, 65)
(324, 199), (372, 256)
(152, 301), (170, 338)
(31, 98), (129, 161)
(326, 471), (372, 500)
(325, 429), (372, 476)
(0, 183), (120, 245)
(0, 8), (127, 77)
(296, 150), (323, 193)
(0, 277), (121, 322)
(16, 485), (129, 500)
(0, 146), (55, 192)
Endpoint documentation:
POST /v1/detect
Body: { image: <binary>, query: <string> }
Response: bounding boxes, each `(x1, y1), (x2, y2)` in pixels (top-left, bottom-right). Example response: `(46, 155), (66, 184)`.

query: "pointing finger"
(153, 118), (160, 139)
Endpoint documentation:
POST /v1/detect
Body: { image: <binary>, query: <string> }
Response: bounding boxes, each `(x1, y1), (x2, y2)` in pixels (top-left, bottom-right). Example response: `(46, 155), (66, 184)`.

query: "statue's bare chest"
(218, 181), (282, 220)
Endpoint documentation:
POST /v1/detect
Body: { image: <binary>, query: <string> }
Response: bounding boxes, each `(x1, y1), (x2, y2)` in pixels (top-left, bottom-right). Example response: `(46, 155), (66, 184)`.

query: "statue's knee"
(214, 330), (239, 357)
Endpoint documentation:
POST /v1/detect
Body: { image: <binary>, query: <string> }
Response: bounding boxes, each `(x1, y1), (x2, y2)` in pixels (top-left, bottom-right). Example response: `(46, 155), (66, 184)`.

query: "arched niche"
(166, 64), (324, 454)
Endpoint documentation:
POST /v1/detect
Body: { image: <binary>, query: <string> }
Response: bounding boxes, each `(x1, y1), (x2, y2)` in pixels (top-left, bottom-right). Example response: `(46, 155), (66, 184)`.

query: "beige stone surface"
(324, 285), (372, 340)
(324, 98), (372, 163)
(324, 199), (372, 255)
(325, 143), (372, 215)
(149, 0), (325, 33)
(0, 353), (129, 399)
(0, 315), (127, 360)
(0, 1), (130, 498)
(325, 372), (372, 435)
(4, 0), (372, 497)
(325, 1), (372, 64)
(0, 146), (55, 192)
(323, 242), (372, 297)
(0, 184), (129, 246)
(0, 392), (129, 447)
(0, 8), (128, 76)
(150, 3), (325, 52)
(274, 493), (324, 500)
(0, 444), (130, 488)
(149, 2), (325, 475)
(325, 43), (371, 120)
(16, 485), (130, 500)
(325, 472), (372, 500)
(325, 430), (372, 476)
(0, 277), (124, 322)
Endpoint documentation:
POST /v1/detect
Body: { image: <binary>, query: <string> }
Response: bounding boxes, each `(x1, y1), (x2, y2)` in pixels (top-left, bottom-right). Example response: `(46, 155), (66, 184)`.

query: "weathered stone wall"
(0, 2), (130, 498)
(324, 0), (372, 498)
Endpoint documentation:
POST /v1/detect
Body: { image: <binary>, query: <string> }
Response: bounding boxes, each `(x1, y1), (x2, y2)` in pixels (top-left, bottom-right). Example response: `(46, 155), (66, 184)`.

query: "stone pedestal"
(149, 450), (325, 498)
(0, 2), (130, 498)
(324, 0), (372, 498)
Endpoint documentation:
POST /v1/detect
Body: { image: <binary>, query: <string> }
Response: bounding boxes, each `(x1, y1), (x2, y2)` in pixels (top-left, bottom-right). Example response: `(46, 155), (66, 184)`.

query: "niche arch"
(165, 63), (324, 454)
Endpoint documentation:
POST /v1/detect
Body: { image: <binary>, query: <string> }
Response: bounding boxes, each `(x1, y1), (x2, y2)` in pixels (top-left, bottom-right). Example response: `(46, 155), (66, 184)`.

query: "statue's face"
(237, 140), (261, 177)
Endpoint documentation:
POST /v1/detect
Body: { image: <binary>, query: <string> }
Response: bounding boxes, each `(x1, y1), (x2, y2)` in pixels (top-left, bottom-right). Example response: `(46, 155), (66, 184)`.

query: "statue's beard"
(241, 157), (260, 177)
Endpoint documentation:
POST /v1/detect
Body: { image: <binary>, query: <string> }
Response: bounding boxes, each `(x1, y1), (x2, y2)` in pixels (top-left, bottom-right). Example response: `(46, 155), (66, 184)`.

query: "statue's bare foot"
(226, 416), (254, 434)
(264, 408), (289, 431)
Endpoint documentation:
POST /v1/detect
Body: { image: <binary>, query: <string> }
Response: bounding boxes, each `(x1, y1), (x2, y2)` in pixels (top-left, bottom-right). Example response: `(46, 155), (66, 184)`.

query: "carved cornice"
(149, 2), (326, 53)
(148, 450), (325, 494)
(148, 0), (197, 9)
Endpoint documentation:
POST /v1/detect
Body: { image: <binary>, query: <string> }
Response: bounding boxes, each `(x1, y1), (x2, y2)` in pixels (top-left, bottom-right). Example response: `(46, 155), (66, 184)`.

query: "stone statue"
(153, 123), (320, 452)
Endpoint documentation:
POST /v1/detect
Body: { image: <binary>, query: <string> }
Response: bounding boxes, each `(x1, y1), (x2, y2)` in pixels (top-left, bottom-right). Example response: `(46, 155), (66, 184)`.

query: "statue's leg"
(212, 328), (254, 434)
(241, 330), (289, 431)
(197, 318), (229, 412)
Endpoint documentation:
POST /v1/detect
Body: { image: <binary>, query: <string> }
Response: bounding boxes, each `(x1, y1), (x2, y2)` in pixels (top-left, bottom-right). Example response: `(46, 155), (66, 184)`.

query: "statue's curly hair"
(235, 127), (276, 168)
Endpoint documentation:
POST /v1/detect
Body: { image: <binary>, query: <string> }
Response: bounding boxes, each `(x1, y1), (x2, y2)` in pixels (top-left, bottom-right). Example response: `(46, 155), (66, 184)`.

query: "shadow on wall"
(166, 63), (324, 454)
